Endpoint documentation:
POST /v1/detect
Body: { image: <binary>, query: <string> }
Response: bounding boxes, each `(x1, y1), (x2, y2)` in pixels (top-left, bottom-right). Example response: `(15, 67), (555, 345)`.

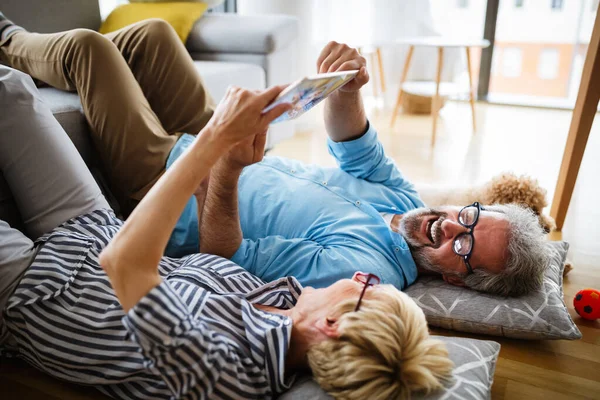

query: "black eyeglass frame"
(354, 273), (381, 312)
(453, 201), (485, 275)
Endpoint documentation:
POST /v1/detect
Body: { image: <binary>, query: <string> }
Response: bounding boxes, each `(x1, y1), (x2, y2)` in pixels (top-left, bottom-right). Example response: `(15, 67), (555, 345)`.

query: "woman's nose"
(352, 271), (365, 282)
(441, 219), (469, 239)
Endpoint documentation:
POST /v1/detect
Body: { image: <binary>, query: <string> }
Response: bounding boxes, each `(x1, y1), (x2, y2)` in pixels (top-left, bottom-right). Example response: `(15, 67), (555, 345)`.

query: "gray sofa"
(2, 0), (298, 145)
(0, 0), (298, 228)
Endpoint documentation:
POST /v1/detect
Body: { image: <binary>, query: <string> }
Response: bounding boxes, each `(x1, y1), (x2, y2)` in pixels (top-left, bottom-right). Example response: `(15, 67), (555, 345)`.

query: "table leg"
(465, 47), (477, 133)
(391, 45), (414, 127)
(369, 51), (378, 97)
(376, 47), (386, 93)
(431, 46), (444, 147)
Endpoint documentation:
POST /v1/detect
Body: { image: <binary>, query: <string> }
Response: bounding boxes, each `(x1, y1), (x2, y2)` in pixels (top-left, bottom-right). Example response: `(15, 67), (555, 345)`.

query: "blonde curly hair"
(307, 285), (453, 400)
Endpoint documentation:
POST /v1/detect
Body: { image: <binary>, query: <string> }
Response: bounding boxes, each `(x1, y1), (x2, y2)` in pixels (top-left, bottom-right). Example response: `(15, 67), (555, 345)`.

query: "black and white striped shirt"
(1, 210), (301, 399)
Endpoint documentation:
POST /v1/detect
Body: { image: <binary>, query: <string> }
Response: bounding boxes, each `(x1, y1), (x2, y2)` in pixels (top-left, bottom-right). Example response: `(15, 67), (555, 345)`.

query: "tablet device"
(263, 70), (359, 124)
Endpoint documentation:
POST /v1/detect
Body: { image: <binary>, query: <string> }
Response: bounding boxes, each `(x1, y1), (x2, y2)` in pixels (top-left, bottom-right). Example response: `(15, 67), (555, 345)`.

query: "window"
(502, 47), (523, 78)
(515, 0), (524, 8)
(551, 0), (563, 11)
(492, 48), (502, 76)
(538, 48), (560, 79)
(98, 0), (128, 20)
(457, 0), (469, 8)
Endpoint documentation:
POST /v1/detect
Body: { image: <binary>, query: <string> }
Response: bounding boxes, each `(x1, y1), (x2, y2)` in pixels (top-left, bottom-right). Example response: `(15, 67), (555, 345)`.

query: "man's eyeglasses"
(452, 201), (485, 275)
(354, 272), (381, 312)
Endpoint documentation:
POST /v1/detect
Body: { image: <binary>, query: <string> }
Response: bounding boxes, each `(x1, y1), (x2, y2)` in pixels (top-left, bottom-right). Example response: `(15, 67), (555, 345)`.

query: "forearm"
(100, 82), (288, 312)
(100, 128), (230, 310)
(200, 164), (243, 258)
(195, 177), (210, 248)
(324, 91), (368, 142)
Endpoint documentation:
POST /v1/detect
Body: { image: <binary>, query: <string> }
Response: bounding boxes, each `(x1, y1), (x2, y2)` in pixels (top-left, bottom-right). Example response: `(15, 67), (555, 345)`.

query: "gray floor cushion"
(279, 336), (500, 400)
(405, 241), (580, 340)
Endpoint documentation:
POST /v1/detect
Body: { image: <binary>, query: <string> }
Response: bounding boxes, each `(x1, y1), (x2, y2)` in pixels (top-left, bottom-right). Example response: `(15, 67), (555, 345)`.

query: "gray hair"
(463, 204), (549, 297)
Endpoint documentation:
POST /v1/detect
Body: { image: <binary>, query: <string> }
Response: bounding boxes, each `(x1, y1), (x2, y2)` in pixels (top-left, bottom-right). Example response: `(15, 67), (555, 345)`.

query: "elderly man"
(195, 43), (549, 297)
(0, 64), (453, 400)
(0, 14), (550, 298)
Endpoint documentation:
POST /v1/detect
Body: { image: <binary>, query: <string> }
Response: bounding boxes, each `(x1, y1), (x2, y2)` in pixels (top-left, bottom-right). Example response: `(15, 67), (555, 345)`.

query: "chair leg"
(465, 47), (477, 133)
(376, 47), (386, 93)
(431, 46), (444, 147)
(391, 45), (414, 127)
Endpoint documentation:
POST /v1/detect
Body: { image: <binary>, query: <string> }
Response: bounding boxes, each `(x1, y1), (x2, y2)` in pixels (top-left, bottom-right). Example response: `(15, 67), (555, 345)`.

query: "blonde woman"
(0, 65), (451, 399)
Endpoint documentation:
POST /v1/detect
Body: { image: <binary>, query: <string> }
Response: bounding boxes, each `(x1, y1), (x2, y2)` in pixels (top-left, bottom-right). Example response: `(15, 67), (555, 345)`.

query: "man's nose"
(441, 219), (469, 239)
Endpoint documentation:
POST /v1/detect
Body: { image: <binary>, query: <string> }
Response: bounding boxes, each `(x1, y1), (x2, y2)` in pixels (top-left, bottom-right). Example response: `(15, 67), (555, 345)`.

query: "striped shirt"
(1, 209), (301, 399)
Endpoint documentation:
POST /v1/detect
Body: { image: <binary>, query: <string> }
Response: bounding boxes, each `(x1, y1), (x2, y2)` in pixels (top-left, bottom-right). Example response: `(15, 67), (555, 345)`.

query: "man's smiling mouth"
(425, 217), (443, 245)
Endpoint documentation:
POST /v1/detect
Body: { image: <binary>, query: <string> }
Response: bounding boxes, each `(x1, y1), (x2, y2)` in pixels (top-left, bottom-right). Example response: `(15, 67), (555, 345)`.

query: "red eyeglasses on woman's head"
(354, 272), (381, 312)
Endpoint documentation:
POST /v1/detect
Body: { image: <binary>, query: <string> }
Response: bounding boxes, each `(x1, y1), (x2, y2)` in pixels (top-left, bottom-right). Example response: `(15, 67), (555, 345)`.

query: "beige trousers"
(0, 19), (214, 215)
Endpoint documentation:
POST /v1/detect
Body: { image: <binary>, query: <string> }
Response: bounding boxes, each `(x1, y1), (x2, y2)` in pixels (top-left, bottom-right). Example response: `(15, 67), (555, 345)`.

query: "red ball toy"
(573, 288), (600, 321)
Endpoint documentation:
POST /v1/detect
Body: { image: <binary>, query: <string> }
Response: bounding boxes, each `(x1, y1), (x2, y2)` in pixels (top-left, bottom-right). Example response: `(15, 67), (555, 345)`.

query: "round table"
(390, 37), (490, 147)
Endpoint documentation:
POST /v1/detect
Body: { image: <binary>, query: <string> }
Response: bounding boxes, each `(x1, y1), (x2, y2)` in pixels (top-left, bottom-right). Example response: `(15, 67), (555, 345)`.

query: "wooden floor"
(1, 101), (599, 399)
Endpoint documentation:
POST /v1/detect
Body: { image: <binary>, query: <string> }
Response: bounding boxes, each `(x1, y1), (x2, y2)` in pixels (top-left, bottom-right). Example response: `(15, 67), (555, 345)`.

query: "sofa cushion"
(193, 61), (266, 101)
(187, 13), (298, 54)
(2, 0), (101, 33)
(99, 3), (209, 43)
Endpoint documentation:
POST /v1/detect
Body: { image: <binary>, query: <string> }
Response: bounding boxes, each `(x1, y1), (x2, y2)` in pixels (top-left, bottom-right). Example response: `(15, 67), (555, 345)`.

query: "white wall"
(430, 0), (487, 39)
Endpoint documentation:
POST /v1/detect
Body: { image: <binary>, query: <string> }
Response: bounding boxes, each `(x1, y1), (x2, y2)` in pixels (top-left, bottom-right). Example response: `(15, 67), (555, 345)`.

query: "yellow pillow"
(99, 3), (209, 43)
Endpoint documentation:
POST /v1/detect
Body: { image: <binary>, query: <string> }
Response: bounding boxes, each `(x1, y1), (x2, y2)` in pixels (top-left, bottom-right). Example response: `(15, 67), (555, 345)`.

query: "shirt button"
(394, 247), (400, 252)
(355, 201), (361, 206)
(322, 181), (328, 186)
(283, 318), (291, 326)
(290, 169), (296, 173)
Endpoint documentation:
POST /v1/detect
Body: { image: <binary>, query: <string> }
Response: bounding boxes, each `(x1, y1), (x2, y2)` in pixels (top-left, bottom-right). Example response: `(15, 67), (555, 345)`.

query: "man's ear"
(315, 317), (341, 339)
(443, 274), (466, 287)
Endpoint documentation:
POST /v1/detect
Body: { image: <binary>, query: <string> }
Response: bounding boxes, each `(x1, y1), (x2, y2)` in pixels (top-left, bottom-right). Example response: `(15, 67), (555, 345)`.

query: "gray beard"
(399, 208), (447, 274)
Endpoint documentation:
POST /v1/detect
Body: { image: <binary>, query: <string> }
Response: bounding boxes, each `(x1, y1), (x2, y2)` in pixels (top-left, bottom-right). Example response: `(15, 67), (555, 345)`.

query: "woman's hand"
(205, 85), (291, 148)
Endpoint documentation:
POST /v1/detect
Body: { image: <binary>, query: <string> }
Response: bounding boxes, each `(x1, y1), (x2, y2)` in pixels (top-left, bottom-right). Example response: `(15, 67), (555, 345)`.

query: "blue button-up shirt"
(166, 123), (424, 289)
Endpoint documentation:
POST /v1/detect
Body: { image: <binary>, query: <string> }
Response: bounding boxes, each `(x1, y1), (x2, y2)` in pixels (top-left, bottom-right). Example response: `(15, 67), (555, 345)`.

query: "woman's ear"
(315, 317), (341, 338)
